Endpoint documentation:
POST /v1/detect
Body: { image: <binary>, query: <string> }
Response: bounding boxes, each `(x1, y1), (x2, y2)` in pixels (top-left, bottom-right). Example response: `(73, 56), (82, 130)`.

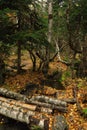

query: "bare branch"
(54, 38), (71, 65)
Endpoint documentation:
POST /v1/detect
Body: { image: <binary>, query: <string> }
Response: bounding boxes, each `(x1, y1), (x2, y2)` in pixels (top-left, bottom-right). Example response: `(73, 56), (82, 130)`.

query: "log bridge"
(0, 88), (76, 129)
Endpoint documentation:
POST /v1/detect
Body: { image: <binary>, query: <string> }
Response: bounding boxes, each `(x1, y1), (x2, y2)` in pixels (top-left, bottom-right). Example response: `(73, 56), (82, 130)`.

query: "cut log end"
(29, 116), (49, 130)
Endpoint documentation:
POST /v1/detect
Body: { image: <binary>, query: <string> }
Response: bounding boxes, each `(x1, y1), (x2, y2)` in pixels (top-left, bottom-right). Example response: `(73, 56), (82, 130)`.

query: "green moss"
(31, 125), (43, 130)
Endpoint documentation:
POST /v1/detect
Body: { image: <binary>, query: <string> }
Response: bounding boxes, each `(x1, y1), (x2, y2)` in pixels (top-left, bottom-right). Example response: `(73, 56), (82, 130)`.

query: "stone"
(52, 115), (68, 130)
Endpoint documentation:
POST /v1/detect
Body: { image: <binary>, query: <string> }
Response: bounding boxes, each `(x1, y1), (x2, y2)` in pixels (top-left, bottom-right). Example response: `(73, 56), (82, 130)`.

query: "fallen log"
(55, 92), (76, 104)
(0, 87), (27, 101)
(0, 96), (52, 114)
(31, 95), (67, 107)
(29, 116), (49, 130)
(61, 98), (76, 104)
(0, 88), (67, 112)
(29, 100), (67, 113)
(0, 100), (35, 124)
(0, 97), (49, 129)
(0, 96), (37, 111)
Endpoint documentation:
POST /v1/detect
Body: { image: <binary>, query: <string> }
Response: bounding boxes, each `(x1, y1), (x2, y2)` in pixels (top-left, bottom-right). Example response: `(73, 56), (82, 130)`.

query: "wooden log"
(0, 97), (52, 114)
(29, 116), (49, 130)
(31, 95), (67, 107)
(0, 88), (67, 112)
(0, 102), (35, 124)
(29, 100), (67, 113)
(0, 96), (37, 111)
(0, 88), (27, 101)
(0, 96), (66, 113)
(61, 98), (76, 104)
(0, 97), (49, 129)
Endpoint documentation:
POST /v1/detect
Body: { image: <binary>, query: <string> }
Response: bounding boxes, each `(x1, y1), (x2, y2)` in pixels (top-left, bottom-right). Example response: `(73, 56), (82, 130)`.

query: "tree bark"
(28, 100), (67, 113)
(55, 38), (70, 65)
(0, 96), (49, 129)
(0, 97), (35, 124)
(42, 0), (53, 75)
(0, 96), (37, 111)
(0, 96), (52, 114)
(0, 88), (67, 113)
(31, 95), (67, 107)
(47, 0), (53, 64)
(0, 87), (28, 101)
(17, 11), (22, 74)
(17, 40), (22, 73)
(29, 50), (36, 71)
(48, 0), (53, 44)
(80, 46), (87, 77)
(60, 98), (76, 104)
(0, 59), (5, 85)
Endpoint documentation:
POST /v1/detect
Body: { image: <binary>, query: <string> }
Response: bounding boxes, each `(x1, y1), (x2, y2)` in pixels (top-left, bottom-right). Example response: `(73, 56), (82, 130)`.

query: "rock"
(52, 115), (68, 130)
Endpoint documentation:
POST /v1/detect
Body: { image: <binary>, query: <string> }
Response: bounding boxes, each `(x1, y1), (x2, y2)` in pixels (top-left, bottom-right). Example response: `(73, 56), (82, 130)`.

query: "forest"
(0, 0), (87, 130)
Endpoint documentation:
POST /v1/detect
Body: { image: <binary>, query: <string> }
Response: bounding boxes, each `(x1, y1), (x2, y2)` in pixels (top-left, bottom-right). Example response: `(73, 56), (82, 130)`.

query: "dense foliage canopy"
(0, 0), (87, 78)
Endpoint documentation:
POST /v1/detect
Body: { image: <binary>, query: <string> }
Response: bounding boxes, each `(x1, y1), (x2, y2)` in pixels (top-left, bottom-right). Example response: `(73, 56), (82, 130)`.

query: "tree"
(52, 0), (87, 77)
(0, 7), (14, 84)
(65, 0), (87, 77)
(40, 0), (53, 75)
(0, 0), (51, 73)
(0, 0), (87, 78)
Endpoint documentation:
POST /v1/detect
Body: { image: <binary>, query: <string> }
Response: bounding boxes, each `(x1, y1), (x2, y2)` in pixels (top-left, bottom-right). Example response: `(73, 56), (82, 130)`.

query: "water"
(0, 122), (29, 130)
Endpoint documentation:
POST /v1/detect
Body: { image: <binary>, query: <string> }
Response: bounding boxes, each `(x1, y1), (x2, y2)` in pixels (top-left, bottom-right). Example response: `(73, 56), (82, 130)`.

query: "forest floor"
(0, 51), (87, 130)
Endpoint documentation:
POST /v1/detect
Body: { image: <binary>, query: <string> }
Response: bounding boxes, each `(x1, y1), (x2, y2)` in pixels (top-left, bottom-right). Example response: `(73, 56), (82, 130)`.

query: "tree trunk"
(0, 96), (52, 114)
(17, 40), (22, 73)
(0, 59), (5, 85)
(0, 97), (49, 129)
(55, 38), (70, 65)
(17, 11), (22, 74)
(81, 46), (87, 77)
(0, 87), (28, 101)
(42, 0), (53, 75)
(29, 50), (37, 71)
(48, 0), (53, 45)
(75, 46), (87, 77)
(0, 88), (67, 113)
(0, 97), (35, 124)
(28, 100), (67, 113)
(32, 95), (67, 107)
